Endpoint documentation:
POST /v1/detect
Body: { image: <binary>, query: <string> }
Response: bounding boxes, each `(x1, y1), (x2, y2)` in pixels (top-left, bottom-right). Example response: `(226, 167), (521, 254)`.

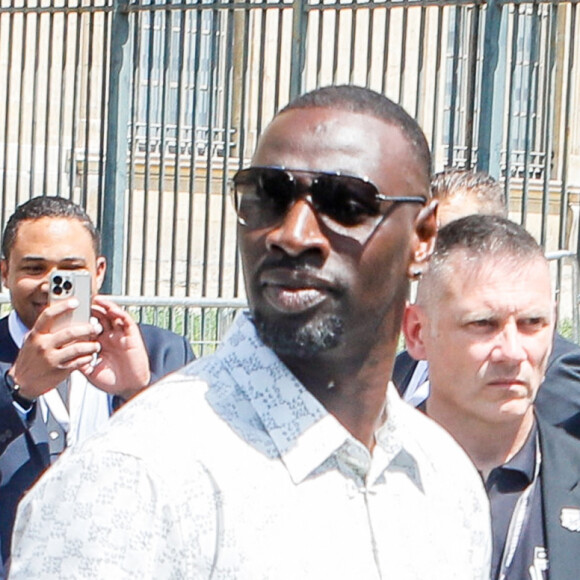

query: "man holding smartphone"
(0, 196), (195, 573)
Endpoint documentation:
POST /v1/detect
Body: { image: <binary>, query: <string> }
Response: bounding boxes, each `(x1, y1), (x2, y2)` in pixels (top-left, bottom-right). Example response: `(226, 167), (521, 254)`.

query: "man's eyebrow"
(20, 256), (47, 263)
(58, 257), (88, 264)
(460, 308), (552, 324)
(460, 310), (496, 324)
(20, 256), (88, 264)
(517, 309), (552, 320)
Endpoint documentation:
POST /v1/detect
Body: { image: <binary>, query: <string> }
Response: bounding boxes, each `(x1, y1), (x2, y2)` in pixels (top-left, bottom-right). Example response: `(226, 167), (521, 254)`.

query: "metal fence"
(1, 246), (577, 353)
(1, 0), (580, 335)
(0, 292), (246, 356)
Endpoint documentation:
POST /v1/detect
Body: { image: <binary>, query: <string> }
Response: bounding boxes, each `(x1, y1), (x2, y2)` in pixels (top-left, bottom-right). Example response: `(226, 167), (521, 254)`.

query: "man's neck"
(426, 399), (535, 480)
(280, 339), (397, 451)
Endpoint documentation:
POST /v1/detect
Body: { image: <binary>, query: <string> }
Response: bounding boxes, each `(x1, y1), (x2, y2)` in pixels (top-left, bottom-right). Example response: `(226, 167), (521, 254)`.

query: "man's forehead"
(251, 106), (429, 199)
(11, 217), (97, 254)
(443, 251), (552, 298)
(15, 216), (88, 236)
(254, 107), (406, 164)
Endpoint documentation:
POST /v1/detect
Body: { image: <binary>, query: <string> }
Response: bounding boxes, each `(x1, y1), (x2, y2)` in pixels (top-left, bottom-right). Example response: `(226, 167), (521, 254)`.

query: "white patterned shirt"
(10, 312), (491, 580)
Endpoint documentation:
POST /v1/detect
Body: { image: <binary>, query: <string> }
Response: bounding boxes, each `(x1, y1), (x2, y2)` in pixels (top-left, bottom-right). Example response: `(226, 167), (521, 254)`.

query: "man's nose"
(265, 198), (330, 259)
(492, 322), (527, 363)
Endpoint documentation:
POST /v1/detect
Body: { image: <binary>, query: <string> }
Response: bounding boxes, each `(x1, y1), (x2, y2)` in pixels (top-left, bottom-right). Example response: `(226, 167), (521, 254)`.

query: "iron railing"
(0, 0), (579, 335)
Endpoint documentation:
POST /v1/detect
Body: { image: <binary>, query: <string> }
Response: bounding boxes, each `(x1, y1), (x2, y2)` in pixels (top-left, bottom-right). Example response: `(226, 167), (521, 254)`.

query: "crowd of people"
(1, 84), (580, 579)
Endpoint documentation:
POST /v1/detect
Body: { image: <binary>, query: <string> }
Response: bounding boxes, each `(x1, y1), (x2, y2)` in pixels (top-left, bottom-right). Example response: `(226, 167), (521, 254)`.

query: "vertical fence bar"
(56, 8), (69, 197)
(124, 5), (141, 292)
(29, 6), (41, 197)
(414, 6), (426, 122)
(464, 5), (479, 169)
(504, 4), (519, 206)
(101, 0), (131, 294)
(153, 9), (171, 295)
(398, 2), (408, 105)
(539, 3), (557, 248)
(447, 6), (462, 168)
(429, 5), (443, 167)
(289, 0), (306, 101)
(139, 10), (155, 297)
(68, 10), (82, 196)
(0, 5), (15, 222)
(81, 6), (95, 208)
(96, 9), (111, 220)
(477, 0), (508, 179)
(42, 2), (55, 195)
(561, 5), (576, 255)
(169, 8), (186, 298)
(218, 5), (235, 296)
(14, 5), (28, 202)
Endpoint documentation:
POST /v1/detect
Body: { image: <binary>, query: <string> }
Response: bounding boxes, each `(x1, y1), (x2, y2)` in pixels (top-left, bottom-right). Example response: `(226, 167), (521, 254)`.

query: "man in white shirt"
(10, 85), (491, 579)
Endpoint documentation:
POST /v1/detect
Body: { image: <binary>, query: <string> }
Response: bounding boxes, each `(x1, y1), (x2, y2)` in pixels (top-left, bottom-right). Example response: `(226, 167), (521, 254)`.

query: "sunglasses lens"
(232, 167), (388, 237)
(234, 168), (294, 228)
(312, 175), (382, 227)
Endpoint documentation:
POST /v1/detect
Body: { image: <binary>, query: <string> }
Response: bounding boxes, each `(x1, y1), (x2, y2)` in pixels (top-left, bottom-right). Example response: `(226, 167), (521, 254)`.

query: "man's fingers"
(93, 295), (135, 328)
(33, 298), (80, 333)
(55, 341), (102, 367)
(31, 322), (99, 351)
(66, 354), (100, 372)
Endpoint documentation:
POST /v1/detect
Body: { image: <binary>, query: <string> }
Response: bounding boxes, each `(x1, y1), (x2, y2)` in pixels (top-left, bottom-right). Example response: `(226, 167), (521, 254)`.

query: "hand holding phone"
(49, 270), (92, 331)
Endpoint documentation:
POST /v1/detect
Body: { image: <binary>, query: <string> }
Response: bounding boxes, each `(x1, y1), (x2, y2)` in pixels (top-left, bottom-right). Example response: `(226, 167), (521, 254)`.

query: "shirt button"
(49, 431), (60, 440)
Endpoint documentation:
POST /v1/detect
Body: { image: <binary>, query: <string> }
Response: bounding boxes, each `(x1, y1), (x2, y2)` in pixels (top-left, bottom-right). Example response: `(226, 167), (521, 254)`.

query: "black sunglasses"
(230, 166), (427, 241)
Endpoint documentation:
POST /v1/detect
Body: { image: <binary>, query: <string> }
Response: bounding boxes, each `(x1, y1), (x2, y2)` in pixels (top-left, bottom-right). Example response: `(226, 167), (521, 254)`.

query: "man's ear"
(402, 303), (428, 361)
(95, 257), (107, 292)
(408, 199), (437, 280)
(1, 259), (8, 288)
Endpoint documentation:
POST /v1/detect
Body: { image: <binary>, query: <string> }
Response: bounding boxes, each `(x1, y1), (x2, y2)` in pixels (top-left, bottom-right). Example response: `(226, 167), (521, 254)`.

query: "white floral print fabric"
(10, 312), (491, 579)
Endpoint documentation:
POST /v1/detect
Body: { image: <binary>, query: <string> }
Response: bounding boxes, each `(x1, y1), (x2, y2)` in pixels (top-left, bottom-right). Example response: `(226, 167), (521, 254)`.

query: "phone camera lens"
(63, 280), (73, 291)
(53, 275), (63, 285)
(53, 286), (62, 296)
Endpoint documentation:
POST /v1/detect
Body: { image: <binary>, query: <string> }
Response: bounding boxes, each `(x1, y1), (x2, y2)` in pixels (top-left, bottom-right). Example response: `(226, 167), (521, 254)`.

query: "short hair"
(281, 85), (432, 187)
(2, 196), (101, 259)
(418, 215), (546, 305)
(431, 168), (507, 217)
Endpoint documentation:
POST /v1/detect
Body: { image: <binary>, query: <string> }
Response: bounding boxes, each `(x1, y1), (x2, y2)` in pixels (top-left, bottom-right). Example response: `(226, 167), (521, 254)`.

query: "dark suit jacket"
(0, 315), (194, 566)
(538, 417), (580, 580)
(393, 333), (580, 426)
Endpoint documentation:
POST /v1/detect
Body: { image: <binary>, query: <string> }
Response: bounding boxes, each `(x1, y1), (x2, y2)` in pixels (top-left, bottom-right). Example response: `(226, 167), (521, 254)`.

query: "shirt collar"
(218, 312), (422, 489)
(487, 421), (538, 489)
(8, 310), (29, 348)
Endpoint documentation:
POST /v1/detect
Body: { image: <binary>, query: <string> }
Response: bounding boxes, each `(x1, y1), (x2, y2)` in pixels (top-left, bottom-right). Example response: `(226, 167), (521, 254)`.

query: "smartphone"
(49, 270), (92, 330)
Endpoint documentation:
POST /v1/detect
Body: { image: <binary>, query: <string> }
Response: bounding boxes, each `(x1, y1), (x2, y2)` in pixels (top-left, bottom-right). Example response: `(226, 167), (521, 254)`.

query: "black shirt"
(485, 422), (548, 580)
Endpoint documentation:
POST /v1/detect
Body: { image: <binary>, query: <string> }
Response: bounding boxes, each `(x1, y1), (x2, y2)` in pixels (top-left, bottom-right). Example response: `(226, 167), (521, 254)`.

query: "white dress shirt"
(10, 312), (491, 580)
(403, 358), (430, 407)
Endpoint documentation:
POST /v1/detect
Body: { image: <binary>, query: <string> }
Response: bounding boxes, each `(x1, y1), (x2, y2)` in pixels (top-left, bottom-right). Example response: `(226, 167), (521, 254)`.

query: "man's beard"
(252, 311), (344, 359)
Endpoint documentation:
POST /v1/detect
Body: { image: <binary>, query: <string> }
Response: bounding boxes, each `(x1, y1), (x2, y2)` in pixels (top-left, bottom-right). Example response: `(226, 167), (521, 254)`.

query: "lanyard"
(497, 434), (542, 580)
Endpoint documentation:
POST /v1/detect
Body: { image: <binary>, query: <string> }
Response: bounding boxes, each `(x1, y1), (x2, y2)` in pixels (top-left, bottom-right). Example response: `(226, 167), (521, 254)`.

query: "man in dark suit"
(403, 215), (580, 580)
(0, 196), (194, 572)
(394, 169), (580, 426)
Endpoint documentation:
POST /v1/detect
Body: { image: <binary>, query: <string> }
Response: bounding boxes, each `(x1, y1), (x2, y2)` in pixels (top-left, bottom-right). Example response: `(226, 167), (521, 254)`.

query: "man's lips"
(259, 269), (335, 314)
(486, 378), (528, 392)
